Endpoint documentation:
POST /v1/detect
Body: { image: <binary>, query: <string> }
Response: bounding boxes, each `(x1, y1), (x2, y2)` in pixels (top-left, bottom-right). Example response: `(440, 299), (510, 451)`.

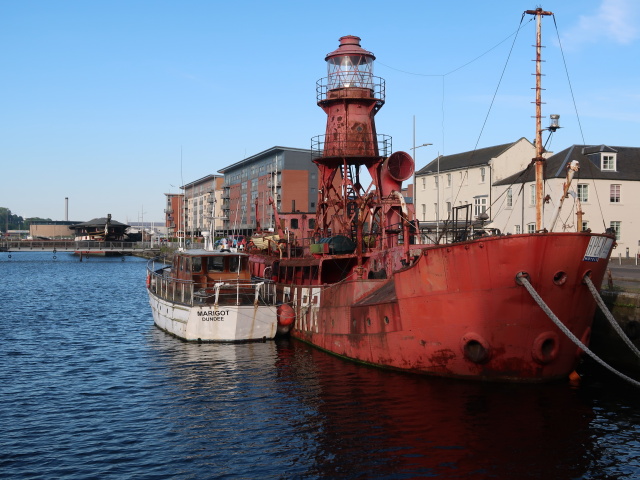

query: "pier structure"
(0, 240), (160, 255)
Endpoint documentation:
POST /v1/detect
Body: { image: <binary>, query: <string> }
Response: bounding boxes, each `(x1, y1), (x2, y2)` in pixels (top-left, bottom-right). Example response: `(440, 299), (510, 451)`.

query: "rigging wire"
(377, 16), (533, 79)
(441, 14), (529, 232)
(378, 15), (534, 179)
(552, 14), (607, 231)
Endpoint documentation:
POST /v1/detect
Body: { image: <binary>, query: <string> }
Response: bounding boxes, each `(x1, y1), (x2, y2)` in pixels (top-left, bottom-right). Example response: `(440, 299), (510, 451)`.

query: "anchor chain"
(517, 273), (640, 388)
(583, 275), (640, 360)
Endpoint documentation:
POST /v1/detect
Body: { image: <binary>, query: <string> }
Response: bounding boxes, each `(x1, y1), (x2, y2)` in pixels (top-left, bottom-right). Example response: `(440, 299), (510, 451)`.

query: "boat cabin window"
(208, 256), (224, 272)
(192, 256), (202, 273)
(229, 255), (240, 273)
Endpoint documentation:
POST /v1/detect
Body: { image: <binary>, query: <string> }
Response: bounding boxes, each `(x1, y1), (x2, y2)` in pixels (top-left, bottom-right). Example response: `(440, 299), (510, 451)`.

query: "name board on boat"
(583, 236), (614, 262)
(198, 309), (229, 321)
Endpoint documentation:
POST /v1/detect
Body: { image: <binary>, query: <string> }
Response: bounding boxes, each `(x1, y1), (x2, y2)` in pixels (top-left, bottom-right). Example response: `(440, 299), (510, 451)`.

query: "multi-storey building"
(414, 138), (537, 228)
(493, 144), (640, 253)
(218, 146), (316, 235)
(415, 140), (640, 254)
(180, 175), (224, 237)
(164, 193), (184, 238)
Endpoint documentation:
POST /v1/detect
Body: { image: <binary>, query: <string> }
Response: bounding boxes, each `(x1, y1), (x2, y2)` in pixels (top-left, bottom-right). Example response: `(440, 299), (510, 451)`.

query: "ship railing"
(417, 221), (503, 246)
(311, 134), (392, 160)
(316, 76), (385, 105)
(147, 262), (276, 307)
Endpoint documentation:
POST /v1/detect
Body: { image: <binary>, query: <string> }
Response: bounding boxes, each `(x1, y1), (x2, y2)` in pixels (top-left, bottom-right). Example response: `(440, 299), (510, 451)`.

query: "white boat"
(146, 233), (293, 342)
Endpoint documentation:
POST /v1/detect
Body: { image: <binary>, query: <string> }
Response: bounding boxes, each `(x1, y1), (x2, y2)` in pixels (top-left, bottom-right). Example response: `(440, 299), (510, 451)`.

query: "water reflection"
(148, 331), (597, 479)
(273, 339), (597, 479)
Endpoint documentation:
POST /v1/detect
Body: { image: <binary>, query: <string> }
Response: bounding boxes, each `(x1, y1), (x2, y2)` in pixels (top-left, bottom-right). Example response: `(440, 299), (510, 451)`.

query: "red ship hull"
(281, 232), (613, 382)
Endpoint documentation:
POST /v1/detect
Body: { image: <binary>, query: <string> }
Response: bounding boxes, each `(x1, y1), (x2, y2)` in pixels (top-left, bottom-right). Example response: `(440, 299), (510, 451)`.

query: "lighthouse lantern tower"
(312, 36), (414, 251)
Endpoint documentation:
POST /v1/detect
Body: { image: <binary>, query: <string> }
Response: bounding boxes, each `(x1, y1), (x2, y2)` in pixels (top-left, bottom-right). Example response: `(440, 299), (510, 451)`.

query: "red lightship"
(250, 10), (614, 381)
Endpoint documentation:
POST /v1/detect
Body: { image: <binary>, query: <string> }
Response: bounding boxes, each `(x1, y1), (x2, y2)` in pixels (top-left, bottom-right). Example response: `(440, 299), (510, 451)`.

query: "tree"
(0, 207), (12, 232)
(0, 207), (51, 231)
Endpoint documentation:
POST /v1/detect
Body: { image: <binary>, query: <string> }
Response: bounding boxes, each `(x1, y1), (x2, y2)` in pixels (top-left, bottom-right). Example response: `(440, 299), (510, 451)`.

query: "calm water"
(2, 252), (640, 479)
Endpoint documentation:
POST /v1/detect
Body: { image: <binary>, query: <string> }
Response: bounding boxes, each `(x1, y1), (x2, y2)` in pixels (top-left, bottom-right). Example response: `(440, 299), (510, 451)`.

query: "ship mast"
(526, 7), (552, 231)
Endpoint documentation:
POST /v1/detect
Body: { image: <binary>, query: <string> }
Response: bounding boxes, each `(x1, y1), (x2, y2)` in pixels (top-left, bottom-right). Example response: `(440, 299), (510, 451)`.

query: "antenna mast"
(525, 7), (552, 231)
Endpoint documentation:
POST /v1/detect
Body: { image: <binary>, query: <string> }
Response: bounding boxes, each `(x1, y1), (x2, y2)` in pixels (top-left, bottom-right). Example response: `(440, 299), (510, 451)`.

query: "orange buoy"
(569, 370), (581, 386)
(277, 304), (295, 327)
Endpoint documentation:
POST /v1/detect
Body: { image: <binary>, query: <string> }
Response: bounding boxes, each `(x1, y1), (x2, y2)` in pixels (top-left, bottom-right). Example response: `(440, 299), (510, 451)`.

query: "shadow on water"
(147, 331), (630, 479)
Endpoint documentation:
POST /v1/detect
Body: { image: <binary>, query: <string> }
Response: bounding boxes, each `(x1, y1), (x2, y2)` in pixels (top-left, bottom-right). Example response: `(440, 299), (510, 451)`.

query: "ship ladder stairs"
(516, 272), (640, 388)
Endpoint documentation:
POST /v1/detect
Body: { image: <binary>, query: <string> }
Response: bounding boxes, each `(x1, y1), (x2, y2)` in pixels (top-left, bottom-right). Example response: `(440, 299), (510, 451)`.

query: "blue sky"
(2, 0), (639, 223)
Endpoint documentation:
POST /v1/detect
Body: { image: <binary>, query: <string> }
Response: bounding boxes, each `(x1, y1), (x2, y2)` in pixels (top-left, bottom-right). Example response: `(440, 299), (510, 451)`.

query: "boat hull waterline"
(281, 233), (613, 382)
(148, 292), (278, 342)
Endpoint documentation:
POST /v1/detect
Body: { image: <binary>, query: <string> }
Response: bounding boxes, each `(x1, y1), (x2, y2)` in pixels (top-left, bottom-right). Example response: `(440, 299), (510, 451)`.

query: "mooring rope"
(517, 273), (640, 387)
(583, 275), (640, 360)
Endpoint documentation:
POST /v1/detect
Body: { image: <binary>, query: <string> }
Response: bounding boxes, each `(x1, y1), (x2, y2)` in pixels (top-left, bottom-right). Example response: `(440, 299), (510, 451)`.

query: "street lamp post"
(410, 142), (433, 238)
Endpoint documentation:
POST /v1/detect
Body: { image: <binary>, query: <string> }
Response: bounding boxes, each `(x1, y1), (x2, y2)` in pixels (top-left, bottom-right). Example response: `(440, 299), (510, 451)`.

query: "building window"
(514, 225), (521, 234)
(447, 174), (452, 187)
(529, 185), (536, 206)
(422, 177), (426, 189)
(577, 183), (589, 202)
(602, 154), (616, 171)
(421, 204), (426, 221)
(473, 196), (487, 217)
(290, 219), (299, 229)
(434, 203), (438, 217)
(610, 221), (621, 240)
(480, 167), (486, 183)
(506, 188), (513, 207)
(446, 202), (451, 215)
(309, 219), (315, 229)
(527, 223), (536, 233)
(610, 184), (621, 203)
(434, 176), (439, 188)
(581, 221), (589, 232)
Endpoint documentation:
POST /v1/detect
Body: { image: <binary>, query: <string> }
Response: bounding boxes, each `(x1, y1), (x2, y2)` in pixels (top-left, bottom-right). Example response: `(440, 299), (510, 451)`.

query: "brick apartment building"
(218, 146), (316, 235)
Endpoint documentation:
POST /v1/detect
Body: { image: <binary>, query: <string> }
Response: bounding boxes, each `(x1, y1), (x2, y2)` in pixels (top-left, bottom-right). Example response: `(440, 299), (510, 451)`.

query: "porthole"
(464, 340), (488, 364)
(383, 316), (389, 325)
(532, 332), (560, 364)
(461, 332), (491, 364)
(553, 271), (567, 286)
(366, 318), (371, 326)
